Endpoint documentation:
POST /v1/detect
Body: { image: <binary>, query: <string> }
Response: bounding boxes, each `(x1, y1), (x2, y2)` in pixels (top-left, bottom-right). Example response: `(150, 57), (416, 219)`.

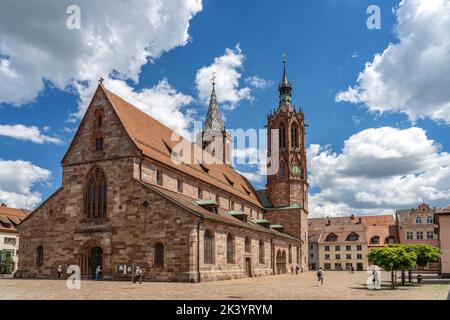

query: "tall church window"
(279, 126), (286, 148)
(154, 243), (164, 267)
(291, 123), (298, 148)
(227, 234), (235, 264)
(204, 230), (214, 264)
(95, 137), (104, 152)
(84, 167), (107, 219)
(36, 246), (44, 267)
(259, 240), (265, 264)
(245, 237), (251, 253)
(279, 162), (286, 177)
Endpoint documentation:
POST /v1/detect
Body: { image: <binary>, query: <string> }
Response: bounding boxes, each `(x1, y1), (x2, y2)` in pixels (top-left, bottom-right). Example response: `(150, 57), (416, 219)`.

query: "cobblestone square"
(0, 272), (448, 300)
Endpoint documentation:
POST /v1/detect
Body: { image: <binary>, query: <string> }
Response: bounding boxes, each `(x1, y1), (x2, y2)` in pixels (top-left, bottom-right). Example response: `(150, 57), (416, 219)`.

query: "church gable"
(62, 85), (139, 166)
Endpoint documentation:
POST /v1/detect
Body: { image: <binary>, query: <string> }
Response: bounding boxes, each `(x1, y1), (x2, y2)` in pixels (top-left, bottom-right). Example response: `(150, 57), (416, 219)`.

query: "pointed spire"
(281, 53), (289, 85)
(204, 73), (225, 132)
(278, 53), (293, 107)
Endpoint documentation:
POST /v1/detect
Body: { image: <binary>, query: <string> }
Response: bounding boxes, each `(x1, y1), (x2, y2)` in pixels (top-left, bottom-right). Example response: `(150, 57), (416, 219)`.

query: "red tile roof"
(0, 204), (30, 233)
(102, 86), (263, 208)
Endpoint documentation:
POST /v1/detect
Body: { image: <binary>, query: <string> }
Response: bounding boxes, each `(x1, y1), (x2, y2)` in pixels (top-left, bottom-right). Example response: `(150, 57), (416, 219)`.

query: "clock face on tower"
(290, 164), (302, 176)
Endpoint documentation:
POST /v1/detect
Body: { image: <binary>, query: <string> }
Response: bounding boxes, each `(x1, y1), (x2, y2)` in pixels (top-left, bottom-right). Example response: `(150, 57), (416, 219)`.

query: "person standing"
(316, 267), (324, 287)
(95, 265), (102, 280)
(134, 266), (143, 284)
(57, 265), (63, 279)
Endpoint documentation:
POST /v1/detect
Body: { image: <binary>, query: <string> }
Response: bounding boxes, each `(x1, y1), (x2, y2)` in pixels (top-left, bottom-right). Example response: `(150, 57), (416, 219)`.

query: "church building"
(17, 58), (309, 282)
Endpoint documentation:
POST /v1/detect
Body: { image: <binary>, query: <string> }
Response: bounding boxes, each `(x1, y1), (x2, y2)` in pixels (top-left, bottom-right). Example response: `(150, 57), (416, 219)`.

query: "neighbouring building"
(396, 202), (439, 270)
(17, 58), (309, 282)
(0, 203), (30, 274)
(308, 215), (397, 271)
(436, 205), (450, 277)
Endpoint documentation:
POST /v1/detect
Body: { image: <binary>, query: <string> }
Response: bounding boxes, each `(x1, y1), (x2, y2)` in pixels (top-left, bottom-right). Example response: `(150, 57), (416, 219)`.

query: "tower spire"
(278, 53), (293, 107)
(204, 72), (225, 132)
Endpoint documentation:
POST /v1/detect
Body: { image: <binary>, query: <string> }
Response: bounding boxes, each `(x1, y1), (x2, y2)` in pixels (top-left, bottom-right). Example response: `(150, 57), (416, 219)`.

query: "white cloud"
(0, 124), (63, 144)
(245, 76), (274, 89)
(307, 127), (450, 217)
(238, 171), (264, 184)
(336, 0), (450, 124)
(195, 45), (252, 109)
(103, 78), (194, 138)
(0, 0), (202, 115)
(0, 159), (52, 209)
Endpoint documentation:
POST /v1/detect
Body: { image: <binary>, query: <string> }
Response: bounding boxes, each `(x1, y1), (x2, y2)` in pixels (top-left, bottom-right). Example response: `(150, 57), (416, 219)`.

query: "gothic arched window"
(279, 161), (286, 177)
(291, 123), (298, 148)
(84, 167), (107, 219)
(279, 126), (286, 148)
(204, 230), (214, 264)
(36, 246), (44, 267)
(154, 243), (165, 267)
(227, 234), (235, 264)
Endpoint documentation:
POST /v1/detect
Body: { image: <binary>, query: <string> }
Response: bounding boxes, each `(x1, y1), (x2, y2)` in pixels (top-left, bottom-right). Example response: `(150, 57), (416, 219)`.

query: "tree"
(368, 246), (417, 289)
(406, 244), (440, 267)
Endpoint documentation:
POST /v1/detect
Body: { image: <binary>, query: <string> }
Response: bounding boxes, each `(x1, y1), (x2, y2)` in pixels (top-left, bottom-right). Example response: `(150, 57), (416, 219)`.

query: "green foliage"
(368, 244), (441, 270)
(404, 244), (440, 267)
(368, 246), (417, 271)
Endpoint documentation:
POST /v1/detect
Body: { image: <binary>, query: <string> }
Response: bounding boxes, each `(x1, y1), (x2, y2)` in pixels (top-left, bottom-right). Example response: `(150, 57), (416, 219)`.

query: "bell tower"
(266, 55), (308, 210)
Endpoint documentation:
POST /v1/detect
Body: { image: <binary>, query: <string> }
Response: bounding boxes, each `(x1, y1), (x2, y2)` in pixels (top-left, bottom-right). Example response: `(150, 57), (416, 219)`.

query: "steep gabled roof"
(101, 85), (263, 208)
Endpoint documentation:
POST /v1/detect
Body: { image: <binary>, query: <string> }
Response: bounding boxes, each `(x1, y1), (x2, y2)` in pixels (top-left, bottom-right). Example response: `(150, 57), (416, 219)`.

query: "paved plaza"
(0, 271), (448, 300)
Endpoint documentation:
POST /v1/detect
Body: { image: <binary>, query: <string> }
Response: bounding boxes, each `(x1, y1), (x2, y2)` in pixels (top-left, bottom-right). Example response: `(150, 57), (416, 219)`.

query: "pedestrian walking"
(316, 267), (324, 286)
(134, 266), (143, 284)
(95, 265), (102, 280)
(57, 265), (63, 279)
(351, 266), (355, 274)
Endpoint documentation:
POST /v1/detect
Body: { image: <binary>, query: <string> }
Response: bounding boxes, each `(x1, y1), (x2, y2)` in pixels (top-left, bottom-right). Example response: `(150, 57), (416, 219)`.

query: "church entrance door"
(276, 250), (286, 274)
(90, 247), (103, 278)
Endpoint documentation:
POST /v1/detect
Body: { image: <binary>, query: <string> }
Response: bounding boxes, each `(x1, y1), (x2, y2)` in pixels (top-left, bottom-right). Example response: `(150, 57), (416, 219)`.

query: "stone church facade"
(17, 59), (309, 282)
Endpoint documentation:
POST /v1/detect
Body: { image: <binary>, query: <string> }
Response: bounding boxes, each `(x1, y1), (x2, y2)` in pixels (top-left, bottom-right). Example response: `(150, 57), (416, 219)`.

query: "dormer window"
(346, 232), (359, 241)
(371, 236), (380, 244)
(224, 174), (234, 186)
(325, 233), (337, 242)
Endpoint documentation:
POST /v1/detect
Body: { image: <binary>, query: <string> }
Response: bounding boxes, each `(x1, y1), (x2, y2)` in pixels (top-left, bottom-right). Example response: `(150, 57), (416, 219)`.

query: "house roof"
(437, 205), (450, 216)
(0, 204), (30, 233)
(101, 86), (263, 208)
(138, 180), (299, 242)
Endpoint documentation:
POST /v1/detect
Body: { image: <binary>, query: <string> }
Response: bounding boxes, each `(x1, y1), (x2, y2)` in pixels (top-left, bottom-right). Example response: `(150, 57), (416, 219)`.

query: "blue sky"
(1, 0), (449, 216)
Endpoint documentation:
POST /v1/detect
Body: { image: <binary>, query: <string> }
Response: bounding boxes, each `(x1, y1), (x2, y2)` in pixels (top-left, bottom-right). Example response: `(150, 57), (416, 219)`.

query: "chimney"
(350, 214), (355, 220)
(358, 217), (362, 224)
(1, 203), (7, 207)
(326, 219), (331, 226)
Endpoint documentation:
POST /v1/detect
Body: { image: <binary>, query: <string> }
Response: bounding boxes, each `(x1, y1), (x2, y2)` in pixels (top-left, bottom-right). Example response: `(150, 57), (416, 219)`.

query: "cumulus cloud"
(0, 159), (52, 209)
(336, 0), (450, 124)
(245, 76), (274, 89)
(308, 127), (450, 217)
(0, 124), (63, 144)
(0, 0), (202, 119)
(195, 45), (252, 109)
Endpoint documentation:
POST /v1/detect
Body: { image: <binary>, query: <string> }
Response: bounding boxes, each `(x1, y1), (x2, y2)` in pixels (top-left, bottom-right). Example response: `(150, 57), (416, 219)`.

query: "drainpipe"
(196, 217), (204, 283)
(270, 234), (276, 275)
